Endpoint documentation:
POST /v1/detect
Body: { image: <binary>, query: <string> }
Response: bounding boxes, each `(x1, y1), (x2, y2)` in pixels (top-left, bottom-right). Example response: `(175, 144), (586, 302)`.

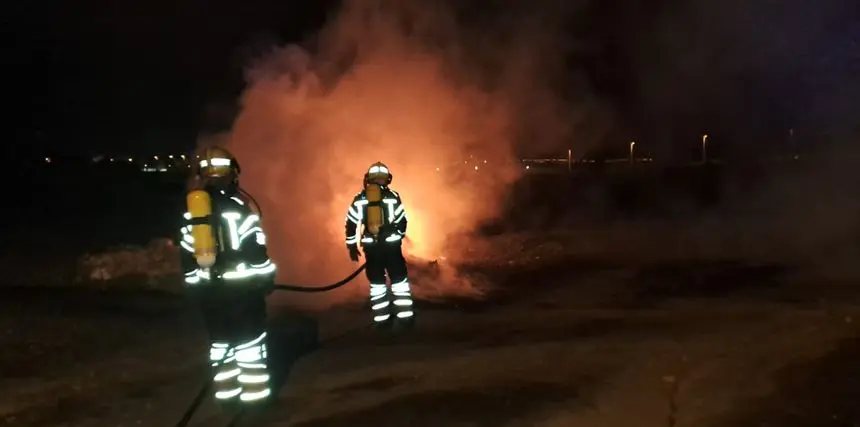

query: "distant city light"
(45, 157), (51, 163)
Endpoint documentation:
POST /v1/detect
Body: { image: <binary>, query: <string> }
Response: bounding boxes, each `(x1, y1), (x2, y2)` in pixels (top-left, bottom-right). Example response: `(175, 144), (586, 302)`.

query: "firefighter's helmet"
(364, 161), (393, 186)
(196, 146), (241, 179)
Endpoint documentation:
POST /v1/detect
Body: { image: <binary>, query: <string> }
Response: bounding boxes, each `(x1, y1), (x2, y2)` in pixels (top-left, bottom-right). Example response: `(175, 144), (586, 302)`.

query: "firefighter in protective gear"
(344, 161), (415, 328)
(178, 146), (276, 408)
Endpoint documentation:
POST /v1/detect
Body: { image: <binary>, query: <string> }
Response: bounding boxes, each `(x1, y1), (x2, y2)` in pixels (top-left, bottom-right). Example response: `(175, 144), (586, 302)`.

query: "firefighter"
(344, 161), (415, 329)
(178, 146), (276, 408)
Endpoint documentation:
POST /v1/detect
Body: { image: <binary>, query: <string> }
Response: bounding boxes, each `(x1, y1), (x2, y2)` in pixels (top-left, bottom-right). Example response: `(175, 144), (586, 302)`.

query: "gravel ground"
(1, 255), (858, 427)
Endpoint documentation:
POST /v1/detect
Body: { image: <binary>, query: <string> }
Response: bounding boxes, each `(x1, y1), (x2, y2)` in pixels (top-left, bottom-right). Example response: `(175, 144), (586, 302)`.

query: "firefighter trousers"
(363, 243), (415, 325)
(190, 286), (271, 405)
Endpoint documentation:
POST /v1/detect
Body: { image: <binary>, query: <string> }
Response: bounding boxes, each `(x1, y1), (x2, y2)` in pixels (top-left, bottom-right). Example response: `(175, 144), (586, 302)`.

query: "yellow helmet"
(364, 161), (392, 185)
(196, 146), (240, 179)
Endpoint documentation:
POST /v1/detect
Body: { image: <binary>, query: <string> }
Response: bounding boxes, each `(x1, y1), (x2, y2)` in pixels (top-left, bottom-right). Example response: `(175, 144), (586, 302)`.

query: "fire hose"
(273, 262), (366, 292)
(172, 262), (367, 427)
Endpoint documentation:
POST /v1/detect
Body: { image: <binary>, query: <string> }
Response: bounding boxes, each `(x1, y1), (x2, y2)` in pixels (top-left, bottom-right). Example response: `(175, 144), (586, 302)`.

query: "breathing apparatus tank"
(365, 183), (384, 236)
(363, 161), (393, 238)
(185, 146), (238, 269)
(186, 189), (217, 268)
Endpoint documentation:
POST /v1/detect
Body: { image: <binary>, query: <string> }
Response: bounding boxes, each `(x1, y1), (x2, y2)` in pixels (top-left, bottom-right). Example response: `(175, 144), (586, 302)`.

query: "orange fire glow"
(221, 49), (520, 291)
(198, 0), (578, 308)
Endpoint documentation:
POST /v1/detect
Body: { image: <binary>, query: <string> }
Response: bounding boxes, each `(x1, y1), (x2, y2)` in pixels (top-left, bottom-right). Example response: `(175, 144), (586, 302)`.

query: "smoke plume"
(202, 0), (583, 308)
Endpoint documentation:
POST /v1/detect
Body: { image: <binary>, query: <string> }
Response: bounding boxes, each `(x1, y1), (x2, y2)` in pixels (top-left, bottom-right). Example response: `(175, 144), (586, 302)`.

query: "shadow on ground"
(266, 311), (373, 399)
(266, 313), (321, 399)
(286, 378), (594, 427)
(711, 336), (860, 427)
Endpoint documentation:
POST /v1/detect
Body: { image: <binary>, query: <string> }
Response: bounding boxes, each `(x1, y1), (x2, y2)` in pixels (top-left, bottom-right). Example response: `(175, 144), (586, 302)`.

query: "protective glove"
(348, 244), (362, 262)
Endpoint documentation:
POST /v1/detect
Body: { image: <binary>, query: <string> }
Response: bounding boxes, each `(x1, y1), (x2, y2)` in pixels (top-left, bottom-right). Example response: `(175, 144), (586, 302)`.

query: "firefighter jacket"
(179, 190), (276, 287)
(344, 186), (408, 247)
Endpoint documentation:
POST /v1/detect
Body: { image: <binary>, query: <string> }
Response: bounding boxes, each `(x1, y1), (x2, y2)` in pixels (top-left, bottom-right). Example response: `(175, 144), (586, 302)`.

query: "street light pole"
(701, 134), (709, 163)
(629, 141), (636, 164)
(788, 128), (794, 159)
(567, 148), (572, 172)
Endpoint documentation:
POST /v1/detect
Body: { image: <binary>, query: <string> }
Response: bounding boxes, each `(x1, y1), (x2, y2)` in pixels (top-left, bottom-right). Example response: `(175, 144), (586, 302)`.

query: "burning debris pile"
(405, 254), (491, 302)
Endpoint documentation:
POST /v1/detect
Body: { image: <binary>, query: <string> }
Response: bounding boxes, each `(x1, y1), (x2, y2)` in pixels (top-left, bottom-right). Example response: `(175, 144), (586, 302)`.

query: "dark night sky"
(10, 0), (332, 156)
(9, 0), (860, 157)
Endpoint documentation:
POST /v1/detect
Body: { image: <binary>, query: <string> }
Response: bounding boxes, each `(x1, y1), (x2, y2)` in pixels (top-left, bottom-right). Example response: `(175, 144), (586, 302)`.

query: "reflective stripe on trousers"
(369, 283), (391, 323)
(209, 331), (271, 402)
(391, 278), (414, 319)
(369, 279), (413, 323)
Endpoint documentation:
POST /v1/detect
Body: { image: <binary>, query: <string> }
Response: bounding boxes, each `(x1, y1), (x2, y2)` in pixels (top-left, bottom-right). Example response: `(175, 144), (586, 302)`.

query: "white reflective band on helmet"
(368, 165), (389, 174)
(199, 157), (232, 167)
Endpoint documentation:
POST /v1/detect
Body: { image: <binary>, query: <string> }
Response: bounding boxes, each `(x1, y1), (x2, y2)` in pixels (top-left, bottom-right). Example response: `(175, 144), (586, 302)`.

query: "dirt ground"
(1, 253), (858, 427)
